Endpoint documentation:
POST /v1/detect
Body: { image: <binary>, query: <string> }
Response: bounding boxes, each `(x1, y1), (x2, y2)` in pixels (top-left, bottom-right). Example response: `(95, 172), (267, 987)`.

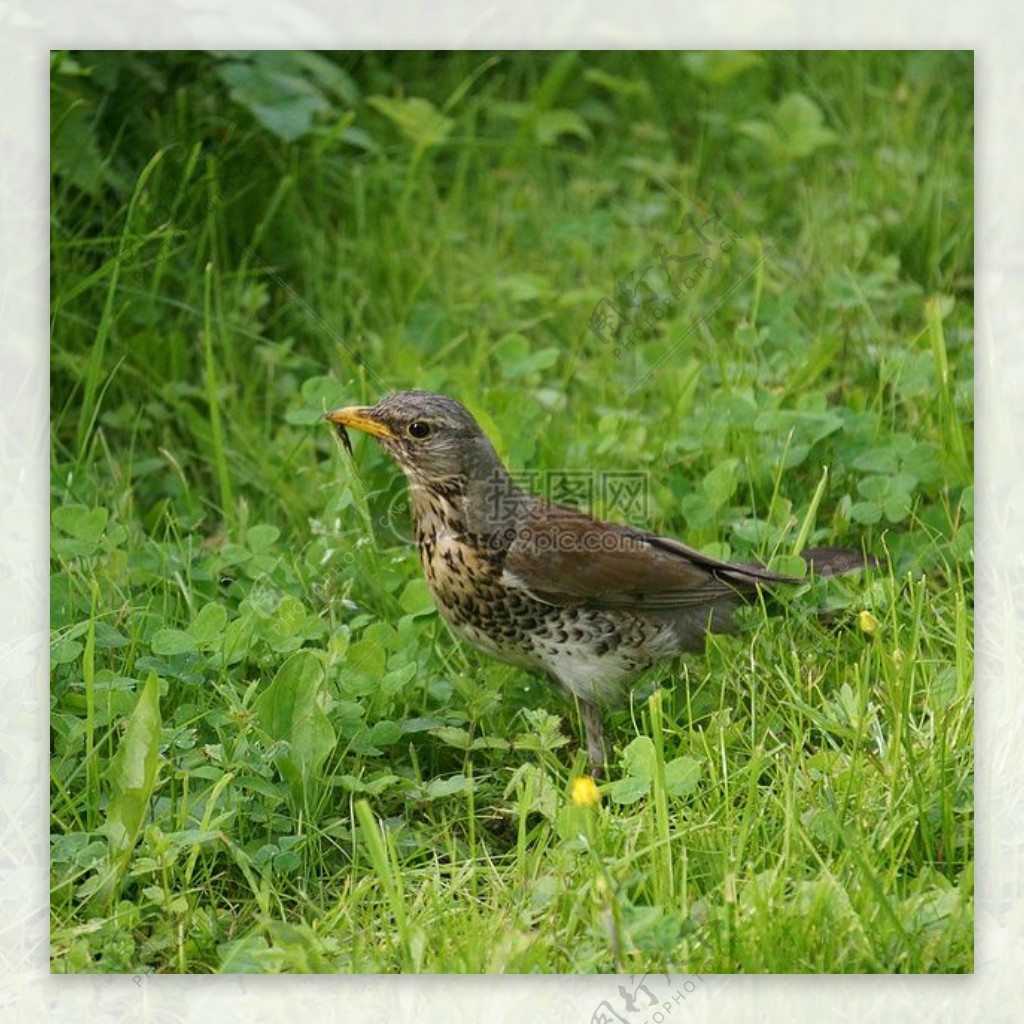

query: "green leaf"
(51, 636), (84, 666)
(907, 443), (944, 485)
(52, 504), (109, 542)
(93, 622), (129, 648)
(369, 720), (403, 747)
(679, 490), (717, 528)
(363, 621), (400, 652)
(927, 666), (960, 712)
(621, 735), (657, 780)
(300, 373), (350, 410)
(217, 934), (272, 973)
(510, 346), (561, 378)
(246, 524), (281, 552)
(960, 485), (974, 519)
(754, 409), (844, 447)
(340, 637), (386, 695)
(150, 628), (198, 656)
(286, 51), (360, 105)
(189, 602), (228, 643)
(623, 904), (686, 955)
(399, 578), (436, 616)
(608, 774), (651, 804)
(491, 276), (552, 304)
(261, 595), (309, 652)
(850, 501), (883, 525)
(883, 490), (913, 523)
(216, 57), (329, 142)
(432, 725), (472, 750)
(682, 51), (763, 86)
(51, 85), (121, 196)
(254, 651), (335, 801)
(801, 807), (841, 843)
(221, 615), (256, 664)
(425, 774), (472, 799)
(772, 93), (838, 156)
(285, 407), (327, 426)
(858, 476), (891, 502)
(950, 521), (973, 561)
(702, 459), (739, 508)
(534, 108), (593, 146)
(260, 920), (334, 972)
(610, 735), (683, 803)
(583, 67), (648, 97)
(381, 662), (419, 696)
(330, 700), (366, 730)
(737, 92), (838, 161)
(664, 756), (701, 797)
(337, 772), (401, 796)
(368, 95), (453, 149)
(52, 504), (110, 558)
(101, 673), (162, 854)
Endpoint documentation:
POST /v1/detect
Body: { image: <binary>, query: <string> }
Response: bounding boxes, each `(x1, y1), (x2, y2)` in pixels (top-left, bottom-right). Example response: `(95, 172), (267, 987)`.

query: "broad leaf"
(254, 651), (335, 802)
(101, 672), (162, 854)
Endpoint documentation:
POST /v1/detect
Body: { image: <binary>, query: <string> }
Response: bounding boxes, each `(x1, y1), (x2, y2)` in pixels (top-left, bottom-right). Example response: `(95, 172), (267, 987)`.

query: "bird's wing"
(501, 501), (800, 611)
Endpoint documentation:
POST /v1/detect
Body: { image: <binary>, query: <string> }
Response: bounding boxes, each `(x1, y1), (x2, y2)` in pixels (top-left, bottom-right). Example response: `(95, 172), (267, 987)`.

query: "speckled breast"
(416, 519), (548, 668)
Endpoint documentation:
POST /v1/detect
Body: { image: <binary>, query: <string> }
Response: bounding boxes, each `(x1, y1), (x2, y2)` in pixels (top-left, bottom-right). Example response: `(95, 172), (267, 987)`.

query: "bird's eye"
(407, 420), (431, 439)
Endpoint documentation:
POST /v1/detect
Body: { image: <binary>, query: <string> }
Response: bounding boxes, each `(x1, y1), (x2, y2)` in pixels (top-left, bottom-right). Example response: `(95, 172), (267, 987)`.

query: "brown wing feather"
(502, 501), (800, 611)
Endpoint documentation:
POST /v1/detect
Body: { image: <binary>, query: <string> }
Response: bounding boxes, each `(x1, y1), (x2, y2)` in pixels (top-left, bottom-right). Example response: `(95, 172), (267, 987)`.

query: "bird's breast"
(411, 495), (493, 606)
(415, 519), (504, 622)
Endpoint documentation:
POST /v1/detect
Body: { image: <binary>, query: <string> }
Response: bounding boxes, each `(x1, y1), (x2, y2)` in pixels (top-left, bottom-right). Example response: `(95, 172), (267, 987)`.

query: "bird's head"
(325, 390), (510, 498)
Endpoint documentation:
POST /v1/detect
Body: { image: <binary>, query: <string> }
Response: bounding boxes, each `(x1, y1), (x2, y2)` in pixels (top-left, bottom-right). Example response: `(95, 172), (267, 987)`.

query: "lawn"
(49, 50), (974, 973)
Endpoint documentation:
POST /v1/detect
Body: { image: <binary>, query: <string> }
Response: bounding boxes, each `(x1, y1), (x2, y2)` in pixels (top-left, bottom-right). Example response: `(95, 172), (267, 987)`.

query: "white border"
(7, 3), (1015, 1019)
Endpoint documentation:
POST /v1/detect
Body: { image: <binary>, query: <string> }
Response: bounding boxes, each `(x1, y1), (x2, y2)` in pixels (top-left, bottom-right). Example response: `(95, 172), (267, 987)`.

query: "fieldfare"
(325, 390), (870, 771)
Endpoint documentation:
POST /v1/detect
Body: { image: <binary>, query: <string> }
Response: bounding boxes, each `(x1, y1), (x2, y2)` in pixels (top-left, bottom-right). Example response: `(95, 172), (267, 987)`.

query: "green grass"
(50, 50), (973, 973)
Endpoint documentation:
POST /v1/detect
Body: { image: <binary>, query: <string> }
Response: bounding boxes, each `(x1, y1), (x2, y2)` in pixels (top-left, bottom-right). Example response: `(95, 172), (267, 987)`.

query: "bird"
(325, 390), (871, 773)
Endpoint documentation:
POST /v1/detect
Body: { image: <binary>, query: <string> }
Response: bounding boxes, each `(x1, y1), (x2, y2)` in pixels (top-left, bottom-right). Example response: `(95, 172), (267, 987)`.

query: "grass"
(49, 50), (973, 973)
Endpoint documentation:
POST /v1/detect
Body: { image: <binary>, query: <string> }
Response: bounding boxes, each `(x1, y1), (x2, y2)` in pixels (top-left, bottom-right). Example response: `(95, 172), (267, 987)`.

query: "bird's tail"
(729, 546), (878, 586)
(799, 546), (879, 578)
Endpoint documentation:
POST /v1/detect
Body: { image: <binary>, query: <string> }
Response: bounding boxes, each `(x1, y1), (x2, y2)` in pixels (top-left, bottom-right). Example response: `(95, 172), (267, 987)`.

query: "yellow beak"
(323, 406), (396, 440)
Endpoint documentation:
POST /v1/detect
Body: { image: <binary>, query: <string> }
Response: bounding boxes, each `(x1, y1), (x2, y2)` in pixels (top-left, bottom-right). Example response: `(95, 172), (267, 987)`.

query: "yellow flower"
(571, 775), (601, 808)
(858, 609), (881, 635)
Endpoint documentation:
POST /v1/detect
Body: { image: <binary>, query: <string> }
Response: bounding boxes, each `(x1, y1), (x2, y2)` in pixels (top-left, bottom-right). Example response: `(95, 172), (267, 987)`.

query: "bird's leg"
(580, 699), (608, 778)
